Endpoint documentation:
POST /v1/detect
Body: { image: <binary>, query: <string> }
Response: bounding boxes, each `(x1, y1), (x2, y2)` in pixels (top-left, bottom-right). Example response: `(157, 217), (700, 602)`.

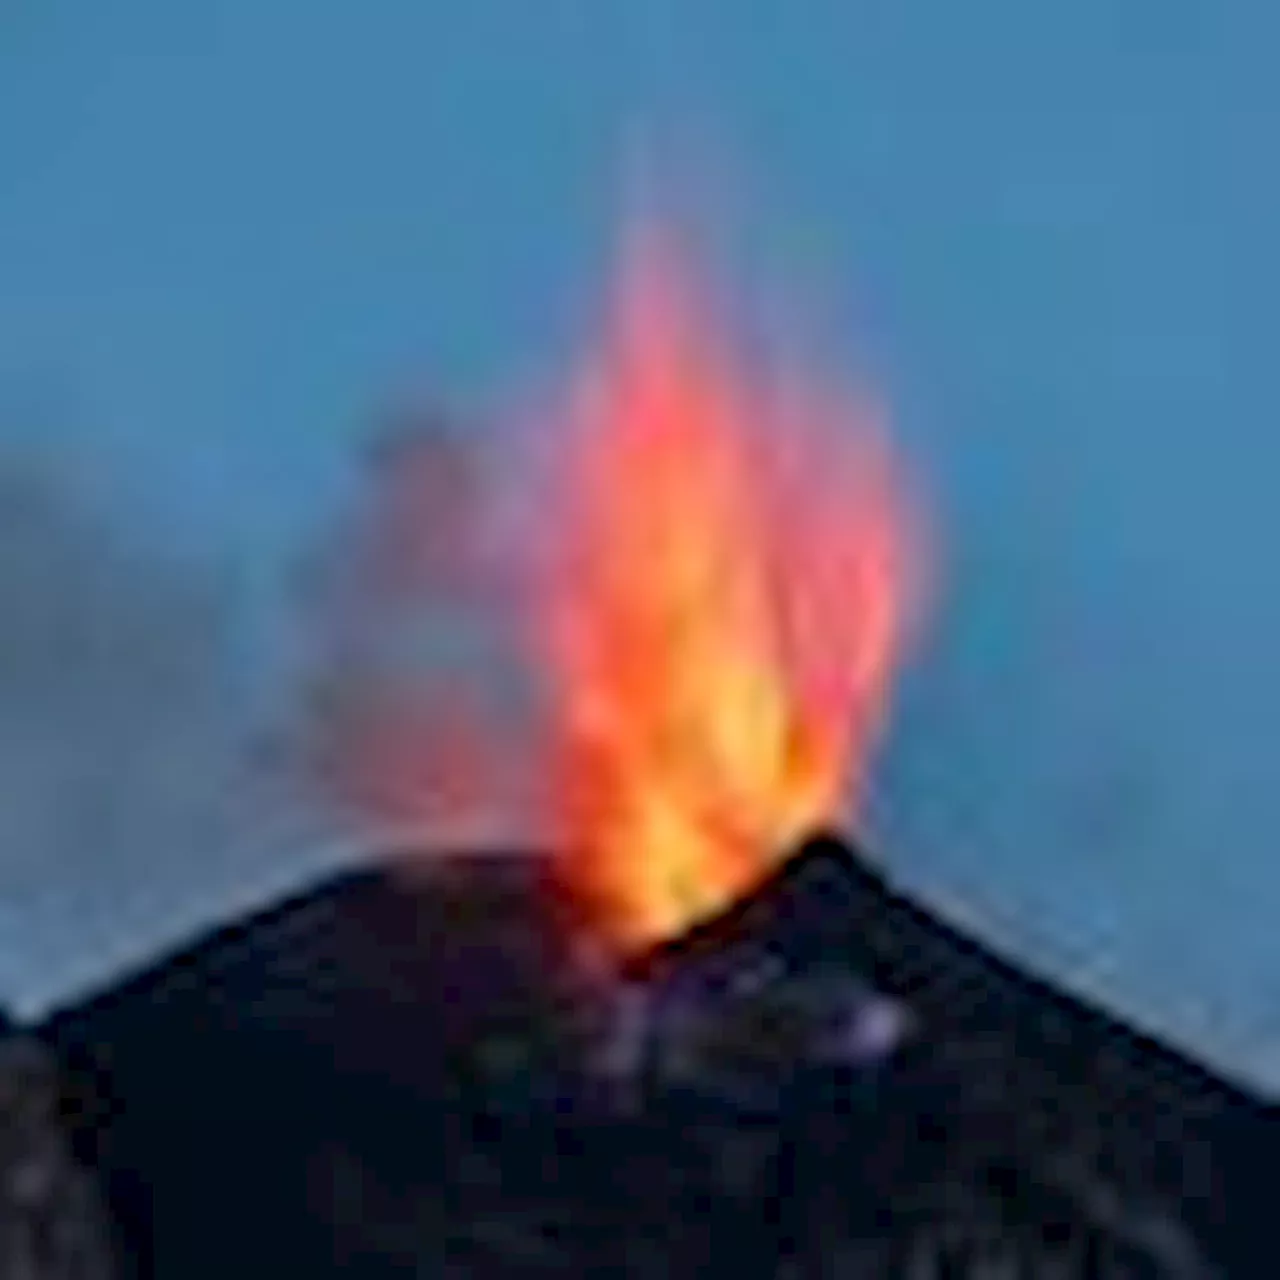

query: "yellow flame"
(542, 226), (917, 952)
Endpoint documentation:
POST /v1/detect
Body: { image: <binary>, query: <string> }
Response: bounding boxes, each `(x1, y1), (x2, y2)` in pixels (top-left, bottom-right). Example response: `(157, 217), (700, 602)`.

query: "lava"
(538, 226), (918, 953)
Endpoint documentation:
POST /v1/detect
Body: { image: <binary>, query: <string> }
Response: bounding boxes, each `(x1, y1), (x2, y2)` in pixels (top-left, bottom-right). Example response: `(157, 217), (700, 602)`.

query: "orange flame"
(302, 218), (921, 953)
(539, 228), (918, 953)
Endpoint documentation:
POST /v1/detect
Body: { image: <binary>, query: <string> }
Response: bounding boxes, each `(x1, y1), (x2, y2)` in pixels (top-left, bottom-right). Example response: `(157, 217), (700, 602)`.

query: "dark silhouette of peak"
(33, 838), (1278, 1277)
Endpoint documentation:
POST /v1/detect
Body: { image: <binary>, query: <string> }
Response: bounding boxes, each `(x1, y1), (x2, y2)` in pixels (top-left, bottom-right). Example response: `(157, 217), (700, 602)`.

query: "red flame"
(304, 219), (921, 952)
(538, 229), (917, 951)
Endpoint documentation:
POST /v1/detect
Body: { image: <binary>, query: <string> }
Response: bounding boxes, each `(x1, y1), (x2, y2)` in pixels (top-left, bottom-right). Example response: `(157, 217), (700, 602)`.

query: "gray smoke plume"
(0, 447), (339, 1018)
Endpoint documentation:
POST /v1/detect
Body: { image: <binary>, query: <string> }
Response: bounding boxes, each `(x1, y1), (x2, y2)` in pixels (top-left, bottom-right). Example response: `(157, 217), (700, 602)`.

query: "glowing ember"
(538, 227), (917, 953)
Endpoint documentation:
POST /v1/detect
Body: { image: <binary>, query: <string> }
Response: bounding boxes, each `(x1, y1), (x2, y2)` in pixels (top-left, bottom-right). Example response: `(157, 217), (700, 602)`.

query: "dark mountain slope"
(38, 838), (1279, 1277)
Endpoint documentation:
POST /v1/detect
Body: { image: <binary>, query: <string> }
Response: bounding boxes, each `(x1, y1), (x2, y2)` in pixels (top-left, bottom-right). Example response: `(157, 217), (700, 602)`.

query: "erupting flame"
(539, 227), (917, 953)
(306, 215), (920, 955)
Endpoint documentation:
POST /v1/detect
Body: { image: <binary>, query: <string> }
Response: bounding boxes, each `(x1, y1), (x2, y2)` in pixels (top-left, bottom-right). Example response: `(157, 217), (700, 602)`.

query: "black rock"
(34, 836), (1280, 1277)
(0, 1023), (116, 1280)
(40, 852), (606, 1279)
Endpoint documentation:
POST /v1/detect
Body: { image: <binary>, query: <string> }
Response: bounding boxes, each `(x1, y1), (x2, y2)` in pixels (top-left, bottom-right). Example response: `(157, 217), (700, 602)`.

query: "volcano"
(27, 218), (1269, 1279)
(35, 833), (1277, 1279)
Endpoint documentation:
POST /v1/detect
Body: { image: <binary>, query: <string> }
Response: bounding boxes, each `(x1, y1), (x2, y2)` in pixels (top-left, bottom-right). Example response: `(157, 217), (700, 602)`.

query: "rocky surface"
(0, 1021), (115, 1280)
(36, 838), (1277, 1277)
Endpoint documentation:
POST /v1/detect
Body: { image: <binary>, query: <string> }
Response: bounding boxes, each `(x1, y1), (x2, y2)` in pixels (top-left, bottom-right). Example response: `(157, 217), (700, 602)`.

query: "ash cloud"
(0, 447), (329, 1017)
(292, 410), (546, 855)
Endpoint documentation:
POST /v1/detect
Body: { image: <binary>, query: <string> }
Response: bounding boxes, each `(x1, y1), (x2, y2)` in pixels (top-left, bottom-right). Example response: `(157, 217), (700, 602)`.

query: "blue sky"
(3, 1), (1280, 1084)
